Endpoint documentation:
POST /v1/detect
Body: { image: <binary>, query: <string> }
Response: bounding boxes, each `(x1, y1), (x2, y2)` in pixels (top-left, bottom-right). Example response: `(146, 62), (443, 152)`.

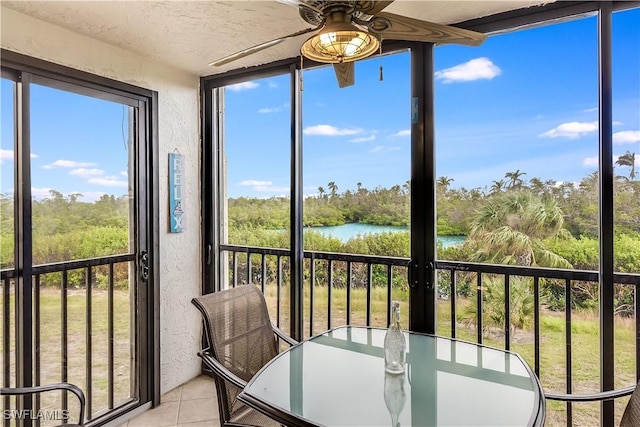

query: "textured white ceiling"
(2, 1), (550, 77)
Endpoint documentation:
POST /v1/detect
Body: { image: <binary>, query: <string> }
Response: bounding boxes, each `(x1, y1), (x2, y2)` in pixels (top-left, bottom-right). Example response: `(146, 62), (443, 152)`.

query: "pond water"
(306, 223), (466, 248)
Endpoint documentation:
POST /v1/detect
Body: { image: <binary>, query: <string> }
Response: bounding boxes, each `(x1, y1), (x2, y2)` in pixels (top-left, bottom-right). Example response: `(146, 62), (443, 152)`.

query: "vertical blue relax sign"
(169, 152), (184, 233)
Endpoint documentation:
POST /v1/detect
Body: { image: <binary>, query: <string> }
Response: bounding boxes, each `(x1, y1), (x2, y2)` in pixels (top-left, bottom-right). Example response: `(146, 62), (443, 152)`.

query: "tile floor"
(120, 376), (221, 427)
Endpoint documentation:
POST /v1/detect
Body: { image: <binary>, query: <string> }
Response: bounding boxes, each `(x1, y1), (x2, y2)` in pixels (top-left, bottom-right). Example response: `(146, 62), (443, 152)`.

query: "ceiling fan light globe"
(301, 29), (379, 64)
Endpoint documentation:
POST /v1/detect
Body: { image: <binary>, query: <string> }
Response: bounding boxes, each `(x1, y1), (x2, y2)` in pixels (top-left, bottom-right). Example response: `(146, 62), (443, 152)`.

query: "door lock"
(140, 251), (149, 281)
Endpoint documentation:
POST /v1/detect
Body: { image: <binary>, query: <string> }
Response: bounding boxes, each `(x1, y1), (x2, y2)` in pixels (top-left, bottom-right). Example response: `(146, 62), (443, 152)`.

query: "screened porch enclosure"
(0, 1), (639, 426)
(202, 3), (640, 427)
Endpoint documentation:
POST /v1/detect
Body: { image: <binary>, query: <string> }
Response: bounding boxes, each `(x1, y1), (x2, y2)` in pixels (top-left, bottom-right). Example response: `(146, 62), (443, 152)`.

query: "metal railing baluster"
(386, 265), (392, 328)
(108, 263), (114, 409)
(566, 277), (573, 426)
(86, 266), (92, 419)
(346, 262), (352, 325)
(534, 276), (541, 377)
(2, 277), (10, 427)
(505, 274), (511, 351)
(477, 272), (483, 345)
(61, 270), (69, 416)
(328, 260), (333, 330)
(276, 256), (282, 329)
(34, 274), (41, 427)
(366, 263), (372, 327)
(450, 270), (457, 339)
(261, 254), (266, 293)
(309, 254), (315, 337)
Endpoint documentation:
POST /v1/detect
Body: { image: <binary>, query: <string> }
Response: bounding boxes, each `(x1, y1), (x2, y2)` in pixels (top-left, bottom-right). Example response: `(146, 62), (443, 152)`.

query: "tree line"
(1, 166), (638, 312)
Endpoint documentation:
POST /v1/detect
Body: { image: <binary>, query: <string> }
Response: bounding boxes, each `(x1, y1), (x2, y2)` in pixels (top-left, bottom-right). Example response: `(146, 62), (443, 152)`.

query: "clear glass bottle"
(384, 301), (406, 374)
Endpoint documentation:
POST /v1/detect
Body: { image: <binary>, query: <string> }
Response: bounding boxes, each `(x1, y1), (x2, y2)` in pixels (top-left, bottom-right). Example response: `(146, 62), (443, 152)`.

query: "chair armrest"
(197, 349), (247, 390)
(272, 324), (298, 346)
(1, 382), (85, 425)
(546, 385), (636, 402)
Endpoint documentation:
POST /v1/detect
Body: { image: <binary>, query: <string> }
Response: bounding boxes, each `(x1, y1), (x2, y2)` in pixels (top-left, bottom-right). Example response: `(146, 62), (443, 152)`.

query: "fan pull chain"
(300, 56), (304, 92)
(378, 45), (383, 82)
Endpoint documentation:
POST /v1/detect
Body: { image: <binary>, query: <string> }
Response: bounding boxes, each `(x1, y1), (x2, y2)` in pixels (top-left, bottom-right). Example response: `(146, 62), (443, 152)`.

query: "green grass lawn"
(1, 287), (132, 424)
(2, 284), (635, 426)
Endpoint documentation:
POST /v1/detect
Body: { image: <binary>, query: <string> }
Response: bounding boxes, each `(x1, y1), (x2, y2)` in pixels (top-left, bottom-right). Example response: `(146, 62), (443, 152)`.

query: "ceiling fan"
(209, 1), (487, 88)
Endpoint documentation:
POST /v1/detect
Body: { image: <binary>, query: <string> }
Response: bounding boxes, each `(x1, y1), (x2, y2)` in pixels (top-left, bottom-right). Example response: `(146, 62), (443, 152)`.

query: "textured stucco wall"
(1, 6), (202, 393)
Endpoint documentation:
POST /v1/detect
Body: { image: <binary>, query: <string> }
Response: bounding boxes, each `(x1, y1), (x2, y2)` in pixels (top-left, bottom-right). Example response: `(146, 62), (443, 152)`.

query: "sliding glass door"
(1, 54), (157, 425)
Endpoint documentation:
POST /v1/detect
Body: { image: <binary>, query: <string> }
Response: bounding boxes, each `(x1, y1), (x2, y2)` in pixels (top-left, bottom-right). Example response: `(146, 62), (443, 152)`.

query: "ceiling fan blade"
(333, 62), (355, 88)
(356, 1), (395, 16)
(375, 12), (487, 47)
(209, 27), (318, 67)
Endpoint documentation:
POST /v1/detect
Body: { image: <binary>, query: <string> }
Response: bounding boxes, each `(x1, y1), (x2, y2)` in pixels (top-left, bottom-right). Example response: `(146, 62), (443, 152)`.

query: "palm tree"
(402, 180), (410, 195)
(505, 170), (527, 189)
(616, 151), (636, 180)
(529, 177), (545, 195)
(437, 176), (454, 191)
(467, 190), (572, 268)
(317, 186), (325, 199)
(490, 179), (505, 194)
(327, 181), (338, 198)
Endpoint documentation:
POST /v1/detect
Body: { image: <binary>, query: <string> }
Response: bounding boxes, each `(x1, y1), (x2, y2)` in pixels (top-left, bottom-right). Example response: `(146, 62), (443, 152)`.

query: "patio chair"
(620, 381), (640, 427)
(0, 382), (85, 426)
(546, 379), (640, 427)
(192, 284), (298, 427)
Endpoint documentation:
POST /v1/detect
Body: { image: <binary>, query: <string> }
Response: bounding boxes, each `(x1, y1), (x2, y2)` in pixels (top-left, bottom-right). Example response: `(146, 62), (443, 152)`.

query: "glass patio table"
(238, 325), (545, 427)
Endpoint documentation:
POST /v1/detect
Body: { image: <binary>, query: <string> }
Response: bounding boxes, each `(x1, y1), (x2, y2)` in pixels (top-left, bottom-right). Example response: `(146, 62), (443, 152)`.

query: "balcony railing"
(221, 243), (640, 427)
(1, 254), (136, 426)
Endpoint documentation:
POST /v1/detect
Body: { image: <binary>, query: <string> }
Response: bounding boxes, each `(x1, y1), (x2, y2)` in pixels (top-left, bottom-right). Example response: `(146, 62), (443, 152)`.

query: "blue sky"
(1, 83), (131, 201)
(1, 8), (638, 201)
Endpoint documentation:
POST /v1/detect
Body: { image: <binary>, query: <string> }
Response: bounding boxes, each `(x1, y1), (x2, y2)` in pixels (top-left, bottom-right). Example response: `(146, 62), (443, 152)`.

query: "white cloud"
(69, 168), (104, 178)
(227, 81), (259, 91)
(435, 57), (501, 83)
(87, 177), (128, 187)
(43, 159), (96, 169)
(258, 103), (288, 114)
(583, 107), (598, 113)
(120, 171), (128, 176)
(303, 124), (363, 136)
(1, 149), (38, 163)
(240, 180), (272, 186)
(540, 121), (598, 139)
(0, 149), (13, 162)
(583, 156), (598, 167)
(349, 135), (376, 143)
(239, 179), (288, 193)
(370, 145), (401, 153)
(613, 130), (640, 145)
(390, 129), (410, 138)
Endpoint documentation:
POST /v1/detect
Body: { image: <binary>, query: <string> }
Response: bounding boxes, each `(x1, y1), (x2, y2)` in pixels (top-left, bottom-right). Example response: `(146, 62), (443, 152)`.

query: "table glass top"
(243, 326), (541, 427)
